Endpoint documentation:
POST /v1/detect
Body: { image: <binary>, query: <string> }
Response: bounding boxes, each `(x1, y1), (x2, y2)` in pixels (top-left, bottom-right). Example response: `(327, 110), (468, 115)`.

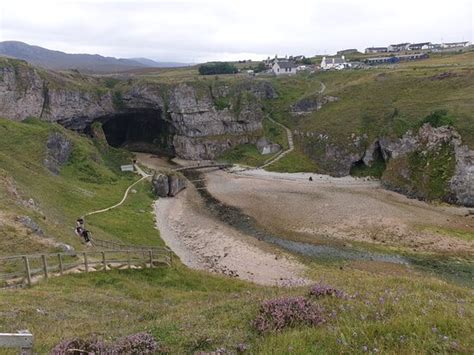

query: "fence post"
(102, 252), (106, 271)
(58, 254), (63, 276)
(23, 256), (31, 287)
(127, 251), (131, 269)
(83, 252), (89, 273)
(41, 255), (48, 280)
(148, 250), (153, 268)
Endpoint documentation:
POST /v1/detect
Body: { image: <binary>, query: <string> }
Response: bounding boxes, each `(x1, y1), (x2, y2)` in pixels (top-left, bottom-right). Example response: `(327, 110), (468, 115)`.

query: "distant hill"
(129, 57), (187, 68)
(0, 41), (187, 73)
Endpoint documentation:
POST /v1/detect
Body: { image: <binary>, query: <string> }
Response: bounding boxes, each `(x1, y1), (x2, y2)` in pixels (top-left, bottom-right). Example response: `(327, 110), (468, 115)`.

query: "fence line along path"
(0, 247), (173, 289)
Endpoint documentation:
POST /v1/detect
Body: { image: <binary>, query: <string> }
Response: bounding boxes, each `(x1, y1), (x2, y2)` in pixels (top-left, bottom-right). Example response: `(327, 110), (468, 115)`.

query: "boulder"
(43, 132), (73, 174)
(152, 171), (186, 197)
(256, 137), (281, 155)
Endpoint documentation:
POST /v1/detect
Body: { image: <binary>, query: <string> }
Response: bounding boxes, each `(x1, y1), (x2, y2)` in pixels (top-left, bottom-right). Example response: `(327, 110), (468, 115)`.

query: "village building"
(365, 47), (388, 54)
(365, 53), (428, 65)
(407, 42), (434, 51)
(387, 43), (410, 52)
(337, 48), (359, 55)
(272, 60), (297, 75)
(441, 41), (471, 49)
(320, 56), (349, 70)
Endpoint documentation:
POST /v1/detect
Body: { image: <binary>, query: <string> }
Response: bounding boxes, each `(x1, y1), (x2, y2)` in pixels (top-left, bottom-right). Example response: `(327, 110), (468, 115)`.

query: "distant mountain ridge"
(0, 41), (187, 73)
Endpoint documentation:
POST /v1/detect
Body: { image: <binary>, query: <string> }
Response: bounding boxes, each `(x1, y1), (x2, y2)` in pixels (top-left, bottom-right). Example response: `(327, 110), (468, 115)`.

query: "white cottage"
(272, 61), (297, 75)
(320, 56), (348, 70)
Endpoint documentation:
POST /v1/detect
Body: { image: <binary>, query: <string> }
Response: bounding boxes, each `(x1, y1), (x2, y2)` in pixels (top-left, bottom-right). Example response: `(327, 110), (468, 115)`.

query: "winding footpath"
(260, 80), (325, 169)
(84, 165), (151, 218)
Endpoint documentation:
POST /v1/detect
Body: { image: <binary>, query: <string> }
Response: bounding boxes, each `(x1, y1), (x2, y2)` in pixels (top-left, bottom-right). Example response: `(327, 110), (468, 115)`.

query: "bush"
(309, 283), (346, 298)
(253, 296), (325, 333)
(198, 62), (238, 75)
(51, 332), (161, 354)
(111, 332), (160, 354)
(419, 110), (455, 128)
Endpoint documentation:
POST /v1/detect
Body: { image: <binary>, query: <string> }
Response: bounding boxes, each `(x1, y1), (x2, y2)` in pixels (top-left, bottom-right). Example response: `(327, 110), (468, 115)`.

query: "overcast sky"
(1, 0), (472, 63)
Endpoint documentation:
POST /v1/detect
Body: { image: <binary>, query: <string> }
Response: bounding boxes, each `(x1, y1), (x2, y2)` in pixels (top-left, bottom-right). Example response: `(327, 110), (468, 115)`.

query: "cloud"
(0, 0), (472, 62)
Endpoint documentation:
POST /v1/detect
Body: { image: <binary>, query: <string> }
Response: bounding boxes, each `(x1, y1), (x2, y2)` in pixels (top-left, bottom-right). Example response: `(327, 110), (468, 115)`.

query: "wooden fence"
(0, 248), (172, 289)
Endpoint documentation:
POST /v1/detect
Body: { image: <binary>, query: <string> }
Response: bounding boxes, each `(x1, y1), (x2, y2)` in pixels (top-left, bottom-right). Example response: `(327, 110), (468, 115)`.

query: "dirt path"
(206, 169), (473, 255)
(260, 116), (294, 168)
(84, 165), (150, 218)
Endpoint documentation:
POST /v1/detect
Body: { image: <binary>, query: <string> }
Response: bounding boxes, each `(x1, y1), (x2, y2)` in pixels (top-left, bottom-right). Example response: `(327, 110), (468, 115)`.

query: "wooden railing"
(90, 237), (170, 253)
(0, 248), (173, 289)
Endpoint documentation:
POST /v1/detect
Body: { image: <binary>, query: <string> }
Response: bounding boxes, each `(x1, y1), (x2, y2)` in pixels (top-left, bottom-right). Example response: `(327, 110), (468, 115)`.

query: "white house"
(272, 61), (297, 75)
(365, 47), (388, 54)
(441, 41), (471, 49)
(388, 43), (410, 52)
(408, 42), (434, 51)
(320, 56), (348, 70)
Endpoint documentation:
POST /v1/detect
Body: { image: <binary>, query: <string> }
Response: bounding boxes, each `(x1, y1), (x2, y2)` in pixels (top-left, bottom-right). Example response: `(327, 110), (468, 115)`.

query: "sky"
(0, 0), (472, 63)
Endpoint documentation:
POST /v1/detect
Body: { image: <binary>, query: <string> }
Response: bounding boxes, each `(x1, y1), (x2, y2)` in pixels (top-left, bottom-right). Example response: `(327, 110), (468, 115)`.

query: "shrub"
(51, 333), (160, 354)
(419, 110), (455, 128)
(309, 283), (346, 298)
(51, 336), (107, 354)
(253, 296), (325, 333)
(111, 332), (160, 354)
(198, 62), (238, 75)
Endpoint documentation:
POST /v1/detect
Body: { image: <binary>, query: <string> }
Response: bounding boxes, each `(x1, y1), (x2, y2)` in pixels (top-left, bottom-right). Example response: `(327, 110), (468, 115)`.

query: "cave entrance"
(96, 109), (175, 156)
(350, 141), (386, 178)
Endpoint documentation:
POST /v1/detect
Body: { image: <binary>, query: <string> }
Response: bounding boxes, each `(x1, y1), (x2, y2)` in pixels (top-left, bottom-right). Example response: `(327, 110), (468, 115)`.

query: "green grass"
(266, 146), (320, 173)
(0, 259), (472, 353)
(0, 118), (138, 254)
(218, 117), (288, 167)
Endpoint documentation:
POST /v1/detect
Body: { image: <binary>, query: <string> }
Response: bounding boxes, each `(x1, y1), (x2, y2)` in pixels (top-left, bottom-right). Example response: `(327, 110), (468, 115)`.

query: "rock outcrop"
(43, 132), (73, 174)
(256, 137), (281, 155)
(381, 124), (473, 207)
(152, 171), (186, 197)
(291, 95), (339, 115)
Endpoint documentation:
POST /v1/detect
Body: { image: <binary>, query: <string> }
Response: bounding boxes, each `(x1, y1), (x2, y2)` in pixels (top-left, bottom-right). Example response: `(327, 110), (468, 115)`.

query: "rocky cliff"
(296, 124), (473, 206)
(0, 58), (276, 160)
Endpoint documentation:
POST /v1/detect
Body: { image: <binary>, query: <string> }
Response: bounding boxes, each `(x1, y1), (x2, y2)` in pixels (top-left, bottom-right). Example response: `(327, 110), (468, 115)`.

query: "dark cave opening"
(95, 109), (175, 156)
(350, 141), (386, 178)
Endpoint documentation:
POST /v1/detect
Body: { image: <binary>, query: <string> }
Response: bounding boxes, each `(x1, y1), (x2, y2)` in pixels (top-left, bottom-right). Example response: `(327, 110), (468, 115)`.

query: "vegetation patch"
(198, 62), (238, 75)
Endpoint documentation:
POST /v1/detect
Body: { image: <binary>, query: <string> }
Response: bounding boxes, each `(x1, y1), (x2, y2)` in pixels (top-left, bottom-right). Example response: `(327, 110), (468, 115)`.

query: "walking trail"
(260, 81), (325, 169)
(84, 165), (151, 218)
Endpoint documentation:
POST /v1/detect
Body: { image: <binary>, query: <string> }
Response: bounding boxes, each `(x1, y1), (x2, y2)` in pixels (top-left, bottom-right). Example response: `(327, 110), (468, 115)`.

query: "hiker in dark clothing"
(309, 176), (313, 181)
(81, 229), (91, 243)
(75, 218), (84, 238)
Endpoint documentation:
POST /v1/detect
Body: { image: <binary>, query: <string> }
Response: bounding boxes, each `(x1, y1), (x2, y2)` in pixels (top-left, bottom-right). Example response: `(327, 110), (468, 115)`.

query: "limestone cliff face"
(380, 125), (473, 207)
(297, 124), (473, 206)
(0, 59), (274, 160)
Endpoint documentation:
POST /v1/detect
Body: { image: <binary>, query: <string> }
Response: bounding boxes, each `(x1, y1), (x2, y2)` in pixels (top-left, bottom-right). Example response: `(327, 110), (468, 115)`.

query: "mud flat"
(153, 187), (309, 286)
(207, 169), (473, 255)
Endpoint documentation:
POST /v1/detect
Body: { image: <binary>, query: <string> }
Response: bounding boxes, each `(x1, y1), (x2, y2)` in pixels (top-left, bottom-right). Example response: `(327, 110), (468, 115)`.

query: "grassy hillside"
(0, 118), (162, 255)
(0, 56), (473, 353)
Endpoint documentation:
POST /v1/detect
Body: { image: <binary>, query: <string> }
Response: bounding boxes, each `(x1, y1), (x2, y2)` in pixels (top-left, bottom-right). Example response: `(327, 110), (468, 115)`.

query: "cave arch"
(93, 108), (175, 156)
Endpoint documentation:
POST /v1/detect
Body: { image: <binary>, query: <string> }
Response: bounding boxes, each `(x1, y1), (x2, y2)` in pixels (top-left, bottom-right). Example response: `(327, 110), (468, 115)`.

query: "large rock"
(256, 137), (281, 155)
(43, 132), (73, 174)
(381, 124), (473, 206)
(291, 95), (339, 114)
(152, 171), (186, 197)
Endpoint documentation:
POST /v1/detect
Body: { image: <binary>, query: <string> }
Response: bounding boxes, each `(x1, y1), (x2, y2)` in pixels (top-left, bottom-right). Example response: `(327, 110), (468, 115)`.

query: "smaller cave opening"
(350, 141), (386, 178)
(94, 109), (175, 156)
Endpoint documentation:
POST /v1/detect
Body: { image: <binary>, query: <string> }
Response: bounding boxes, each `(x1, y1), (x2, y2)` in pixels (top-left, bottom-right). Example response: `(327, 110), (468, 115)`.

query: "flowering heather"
(111, 332), (160, 354)
(253, 296), (325, 333)
(309, 283), (345, 298)
(51, 337), (107, 355)
(51, 332), (160, 354)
